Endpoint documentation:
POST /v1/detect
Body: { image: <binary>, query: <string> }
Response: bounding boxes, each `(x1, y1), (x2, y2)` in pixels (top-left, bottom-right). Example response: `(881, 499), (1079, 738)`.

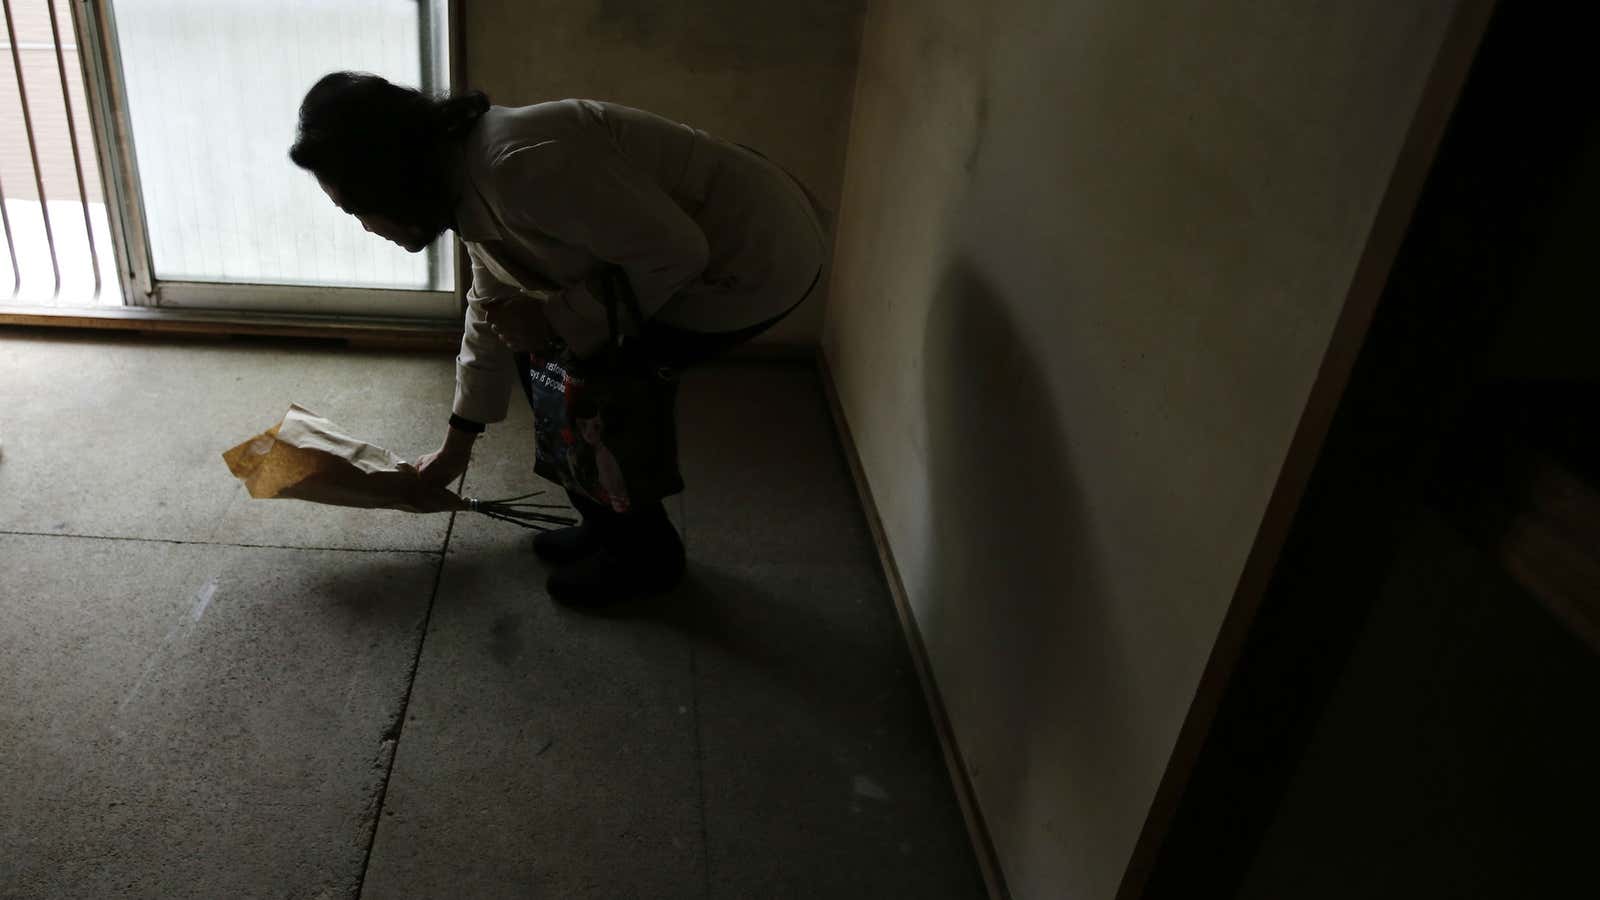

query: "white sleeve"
(451, 246), (519, 426)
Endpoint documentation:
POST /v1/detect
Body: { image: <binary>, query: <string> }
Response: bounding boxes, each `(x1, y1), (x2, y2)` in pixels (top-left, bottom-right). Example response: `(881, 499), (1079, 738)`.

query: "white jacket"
(448, 100), (827, 427)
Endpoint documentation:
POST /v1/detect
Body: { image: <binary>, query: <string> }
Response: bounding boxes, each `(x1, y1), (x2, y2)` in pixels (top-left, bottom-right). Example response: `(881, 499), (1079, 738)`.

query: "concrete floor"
(0, 331), (983, 899)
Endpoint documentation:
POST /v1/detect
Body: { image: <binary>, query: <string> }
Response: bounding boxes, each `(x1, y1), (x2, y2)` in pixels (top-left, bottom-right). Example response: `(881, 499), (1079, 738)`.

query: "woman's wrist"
(443, 423), (479, 454)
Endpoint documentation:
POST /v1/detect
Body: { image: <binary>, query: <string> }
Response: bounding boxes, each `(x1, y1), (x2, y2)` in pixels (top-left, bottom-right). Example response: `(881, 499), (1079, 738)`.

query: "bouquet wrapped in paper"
(223, 405), (573, 529)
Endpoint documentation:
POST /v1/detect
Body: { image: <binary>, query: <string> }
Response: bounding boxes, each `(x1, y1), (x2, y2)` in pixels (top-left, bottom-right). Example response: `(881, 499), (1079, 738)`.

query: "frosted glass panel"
(113, 0), (449, 290)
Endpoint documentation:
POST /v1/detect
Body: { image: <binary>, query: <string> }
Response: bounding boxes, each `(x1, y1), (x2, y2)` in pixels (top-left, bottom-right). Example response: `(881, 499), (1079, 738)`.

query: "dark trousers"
(566, 487), (679, 557)
(641, 264), (820, 372)
(564, 264), (822, 551)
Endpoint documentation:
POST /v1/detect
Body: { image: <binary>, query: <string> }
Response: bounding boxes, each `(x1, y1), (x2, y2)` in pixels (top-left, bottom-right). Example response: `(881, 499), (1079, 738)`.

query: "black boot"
(532, 491), (610, 565)
(532, 520), (606, 566)
(547, 501), (685, 607)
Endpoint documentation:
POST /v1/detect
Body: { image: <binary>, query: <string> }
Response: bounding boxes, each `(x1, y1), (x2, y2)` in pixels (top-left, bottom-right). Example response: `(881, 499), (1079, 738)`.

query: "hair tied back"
(437, 90), (490, 137)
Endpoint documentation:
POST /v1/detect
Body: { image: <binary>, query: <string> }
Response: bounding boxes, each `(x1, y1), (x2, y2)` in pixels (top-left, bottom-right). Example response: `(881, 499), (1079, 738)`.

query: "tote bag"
(516, 268), (684, 510)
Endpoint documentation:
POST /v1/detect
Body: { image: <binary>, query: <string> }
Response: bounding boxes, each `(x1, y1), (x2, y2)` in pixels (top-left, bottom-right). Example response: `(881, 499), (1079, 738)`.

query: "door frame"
(1113, 1), (1500, 897)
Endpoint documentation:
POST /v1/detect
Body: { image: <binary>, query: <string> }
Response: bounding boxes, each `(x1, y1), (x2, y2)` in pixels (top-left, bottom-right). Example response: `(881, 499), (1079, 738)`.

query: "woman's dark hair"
(289, 71), (488, 232)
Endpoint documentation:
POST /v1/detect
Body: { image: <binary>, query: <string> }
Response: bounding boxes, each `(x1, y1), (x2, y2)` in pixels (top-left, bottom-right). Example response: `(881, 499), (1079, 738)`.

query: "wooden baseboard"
(815, 349), (1011, 900)
(2, 306), (822, 358)
(0, 306), (461, 350)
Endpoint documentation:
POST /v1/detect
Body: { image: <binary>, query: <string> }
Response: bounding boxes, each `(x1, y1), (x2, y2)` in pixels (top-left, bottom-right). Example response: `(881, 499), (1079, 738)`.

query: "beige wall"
(821, 1), (1458, 897)
(463, 0), (866, 348)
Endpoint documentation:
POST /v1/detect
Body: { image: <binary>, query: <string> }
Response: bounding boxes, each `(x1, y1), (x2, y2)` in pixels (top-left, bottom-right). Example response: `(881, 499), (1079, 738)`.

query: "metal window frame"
(9, 0), (463, 333)
(78, 0), (152, 303)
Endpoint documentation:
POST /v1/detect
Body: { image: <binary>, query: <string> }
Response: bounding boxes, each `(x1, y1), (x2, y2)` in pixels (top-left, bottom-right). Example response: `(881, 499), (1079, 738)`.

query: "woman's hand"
(416, 425), (476, 488)
(482, 295), (555, 352)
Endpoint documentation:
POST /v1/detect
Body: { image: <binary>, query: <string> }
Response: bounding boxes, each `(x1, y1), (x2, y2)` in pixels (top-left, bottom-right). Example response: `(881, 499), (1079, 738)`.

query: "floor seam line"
(0, 529), (444, 555)
(351, 474), (461, 898)
(691, 641), (711, 900)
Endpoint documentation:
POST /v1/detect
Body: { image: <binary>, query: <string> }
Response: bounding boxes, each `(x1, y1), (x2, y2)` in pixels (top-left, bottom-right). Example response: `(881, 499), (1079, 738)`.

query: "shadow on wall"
(921, 257), (1137, 881)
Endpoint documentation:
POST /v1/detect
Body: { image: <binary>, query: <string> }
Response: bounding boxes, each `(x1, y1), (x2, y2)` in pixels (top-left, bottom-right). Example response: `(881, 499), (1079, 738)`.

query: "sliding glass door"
(89, 0), (455, 318)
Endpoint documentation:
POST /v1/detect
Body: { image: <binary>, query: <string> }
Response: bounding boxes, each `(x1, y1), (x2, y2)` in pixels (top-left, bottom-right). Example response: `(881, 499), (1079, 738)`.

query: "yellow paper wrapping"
(222, 405), (464, 514)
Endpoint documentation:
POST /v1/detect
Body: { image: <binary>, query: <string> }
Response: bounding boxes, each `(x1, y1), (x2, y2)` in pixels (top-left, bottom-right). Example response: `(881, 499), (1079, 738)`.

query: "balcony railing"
(1, 0), (118, 307)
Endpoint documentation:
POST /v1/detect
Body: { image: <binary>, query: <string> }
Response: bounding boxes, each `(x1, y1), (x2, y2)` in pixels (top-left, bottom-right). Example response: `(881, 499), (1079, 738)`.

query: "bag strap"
(603, 269), (622, 348)
(597, 267), (676, 381)
(599, 267), (648, 341)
